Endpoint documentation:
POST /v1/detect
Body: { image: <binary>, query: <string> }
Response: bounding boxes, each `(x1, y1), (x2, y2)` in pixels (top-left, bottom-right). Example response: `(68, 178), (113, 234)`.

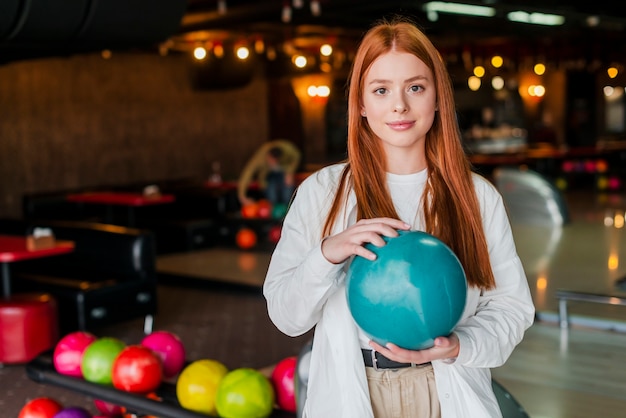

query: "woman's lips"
(387, 120), (415, 130)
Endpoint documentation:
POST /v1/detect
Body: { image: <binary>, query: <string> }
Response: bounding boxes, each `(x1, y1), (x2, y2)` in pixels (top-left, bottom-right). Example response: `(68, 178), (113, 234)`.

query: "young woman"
(264, 17), (535, 418)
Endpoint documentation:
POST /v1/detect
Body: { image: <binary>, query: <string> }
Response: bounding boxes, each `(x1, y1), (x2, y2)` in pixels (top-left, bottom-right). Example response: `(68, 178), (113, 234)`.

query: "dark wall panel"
(0, 51), (270, 218)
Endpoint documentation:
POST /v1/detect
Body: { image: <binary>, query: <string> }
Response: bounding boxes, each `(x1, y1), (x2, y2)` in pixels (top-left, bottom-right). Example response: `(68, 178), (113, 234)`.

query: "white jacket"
(264, 163), (535, 417)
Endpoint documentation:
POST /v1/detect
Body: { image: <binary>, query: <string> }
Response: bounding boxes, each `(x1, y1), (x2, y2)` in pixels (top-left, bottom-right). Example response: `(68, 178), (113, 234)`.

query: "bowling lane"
(157, 248), (272, 289)
(513, 205), (626, 326)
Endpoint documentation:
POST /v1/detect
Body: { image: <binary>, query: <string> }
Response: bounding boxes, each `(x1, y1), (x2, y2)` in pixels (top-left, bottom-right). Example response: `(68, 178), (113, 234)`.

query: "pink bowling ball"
(141, 330), (186, 379)
(93, 399), (124, 416)
(53, 331), (97, 377)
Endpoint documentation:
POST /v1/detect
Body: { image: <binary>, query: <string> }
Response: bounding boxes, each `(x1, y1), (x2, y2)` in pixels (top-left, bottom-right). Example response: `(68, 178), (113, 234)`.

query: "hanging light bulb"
(311, 0), (321, 16)
(292, 0), (304, 8)
(217, 0), (227, 15)
(282, 2), (292, 23)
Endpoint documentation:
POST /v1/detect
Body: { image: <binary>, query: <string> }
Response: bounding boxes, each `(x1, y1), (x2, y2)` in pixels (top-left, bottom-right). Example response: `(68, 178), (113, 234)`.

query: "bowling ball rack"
(26, 352), (295, 418)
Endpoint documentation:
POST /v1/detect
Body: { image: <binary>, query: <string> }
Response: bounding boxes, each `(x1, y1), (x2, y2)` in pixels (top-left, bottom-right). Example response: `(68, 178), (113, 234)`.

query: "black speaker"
(1, 0), (187, 44)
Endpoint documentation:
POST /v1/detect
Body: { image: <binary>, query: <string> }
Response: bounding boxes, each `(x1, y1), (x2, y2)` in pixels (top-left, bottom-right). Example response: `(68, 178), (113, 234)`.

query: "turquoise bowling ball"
(346, 230), (467, 350)
(271, 203), (288, 219)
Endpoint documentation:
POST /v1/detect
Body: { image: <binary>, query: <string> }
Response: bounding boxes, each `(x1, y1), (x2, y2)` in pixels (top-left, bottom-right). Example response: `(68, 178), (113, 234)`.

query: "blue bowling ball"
(346, 230), (467, 350)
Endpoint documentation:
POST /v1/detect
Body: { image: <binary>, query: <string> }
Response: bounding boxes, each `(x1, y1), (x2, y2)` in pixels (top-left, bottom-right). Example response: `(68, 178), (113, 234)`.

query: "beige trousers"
(366, 363), (441, 418)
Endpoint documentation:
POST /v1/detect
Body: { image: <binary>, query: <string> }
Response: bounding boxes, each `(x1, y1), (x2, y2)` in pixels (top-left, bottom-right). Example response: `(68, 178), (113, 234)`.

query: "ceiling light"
(423, 2), (496, 21)
(507, 11), (565, 26)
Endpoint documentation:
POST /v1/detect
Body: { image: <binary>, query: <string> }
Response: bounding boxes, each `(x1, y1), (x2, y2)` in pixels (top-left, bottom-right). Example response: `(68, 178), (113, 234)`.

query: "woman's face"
(361, 50), (437, 165)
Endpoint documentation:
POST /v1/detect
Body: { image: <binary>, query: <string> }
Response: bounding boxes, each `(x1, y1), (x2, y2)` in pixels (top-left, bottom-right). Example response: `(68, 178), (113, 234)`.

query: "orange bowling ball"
(241, 202), (259, 218)
(236, 228), (257, 250)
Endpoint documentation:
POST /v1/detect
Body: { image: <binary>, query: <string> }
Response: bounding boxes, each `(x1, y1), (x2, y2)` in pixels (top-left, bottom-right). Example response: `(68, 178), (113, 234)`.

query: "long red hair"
(322, 17), (495, 290)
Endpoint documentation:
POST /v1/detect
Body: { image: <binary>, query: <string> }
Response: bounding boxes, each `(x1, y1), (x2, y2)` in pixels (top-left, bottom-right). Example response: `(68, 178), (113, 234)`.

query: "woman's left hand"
(369, 334), (460, 364)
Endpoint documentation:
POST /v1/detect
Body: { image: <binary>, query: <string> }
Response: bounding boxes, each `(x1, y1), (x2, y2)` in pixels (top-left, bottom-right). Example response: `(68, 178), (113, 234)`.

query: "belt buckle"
(371, 349), (380, 371)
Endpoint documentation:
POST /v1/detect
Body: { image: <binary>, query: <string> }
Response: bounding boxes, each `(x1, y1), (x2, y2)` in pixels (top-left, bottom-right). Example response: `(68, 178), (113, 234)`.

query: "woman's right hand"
(321, 218), (411, 264)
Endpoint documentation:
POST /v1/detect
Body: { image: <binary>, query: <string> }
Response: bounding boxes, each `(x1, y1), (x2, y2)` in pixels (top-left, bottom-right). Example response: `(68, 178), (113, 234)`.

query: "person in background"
(263, 17), (534, 418)
(237, 139), (301, 207)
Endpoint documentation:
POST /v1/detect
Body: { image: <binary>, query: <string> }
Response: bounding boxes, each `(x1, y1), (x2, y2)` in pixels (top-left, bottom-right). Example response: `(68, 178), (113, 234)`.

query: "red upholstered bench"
(0, 293), (58, 364)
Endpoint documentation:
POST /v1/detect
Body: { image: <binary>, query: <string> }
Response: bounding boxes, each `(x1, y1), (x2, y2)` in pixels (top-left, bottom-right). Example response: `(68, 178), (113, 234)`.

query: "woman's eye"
(410, 85), (423, 93)
(374, 87), (387, 95)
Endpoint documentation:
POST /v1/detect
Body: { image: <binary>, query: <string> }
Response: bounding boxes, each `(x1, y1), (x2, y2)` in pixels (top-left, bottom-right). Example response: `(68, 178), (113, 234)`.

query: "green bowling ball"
(215, 368), (275, 418)
(80, 337), (126, 385)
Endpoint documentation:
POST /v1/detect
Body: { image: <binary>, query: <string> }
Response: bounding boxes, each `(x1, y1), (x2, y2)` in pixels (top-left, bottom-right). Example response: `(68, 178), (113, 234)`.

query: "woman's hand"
(321, 218), (410, 264)
(368, 334), (460, 365)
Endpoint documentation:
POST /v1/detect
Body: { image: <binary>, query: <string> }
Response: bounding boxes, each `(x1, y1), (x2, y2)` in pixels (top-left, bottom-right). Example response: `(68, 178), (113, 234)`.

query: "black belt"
(362, 349), (431, 371)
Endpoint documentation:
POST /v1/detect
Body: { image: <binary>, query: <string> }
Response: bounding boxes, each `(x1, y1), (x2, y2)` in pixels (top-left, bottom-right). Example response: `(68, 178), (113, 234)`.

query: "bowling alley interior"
(3, 1), (626, 417)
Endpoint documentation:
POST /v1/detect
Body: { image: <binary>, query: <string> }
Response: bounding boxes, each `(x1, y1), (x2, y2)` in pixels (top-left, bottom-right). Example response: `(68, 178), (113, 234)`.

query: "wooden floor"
(2, 189), (626, 417)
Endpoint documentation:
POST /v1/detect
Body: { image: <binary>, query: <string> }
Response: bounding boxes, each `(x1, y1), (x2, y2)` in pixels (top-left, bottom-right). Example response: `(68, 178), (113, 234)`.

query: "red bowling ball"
(257, 199), (272, 218)
(112, 345), (163, 393)
(53, 331), (97, 378)
(268, 225), (282, 244)
(141, 330), (186, 379)
(93, 399), (124, 416)
(18, 397), (63, 418)
(271, 356), (297, 412)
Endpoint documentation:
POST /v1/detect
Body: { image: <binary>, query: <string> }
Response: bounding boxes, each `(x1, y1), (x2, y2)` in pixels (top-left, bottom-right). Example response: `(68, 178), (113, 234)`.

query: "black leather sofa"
(1, 219), (158, 334)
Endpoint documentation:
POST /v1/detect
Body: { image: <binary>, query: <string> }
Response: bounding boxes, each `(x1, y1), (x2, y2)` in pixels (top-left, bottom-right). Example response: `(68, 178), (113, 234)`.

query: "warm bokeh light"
(608, 254), (619, 270)
(491, 76), (505, 90)
(534, 63), (546, 75)
(254, 39), (265, 54)
(236, 46), (250, 60)
(293, 55), (308, 68)
(608, 67), (619, 78)
(213, 44), (224, 58)
(320, 44), (333, 56)
(320, 62), (332, 73)
(536, 277), (547, 290)
(307, 85), (331, 97)
(528, 84), (545, 97)
(491, 55), (503, 68)
(468, 75), (481, 91)
(193, 47), (207, 60)
(317, 85), (330, 97)
(266, 47), (277, 61)
(615, 212), (625, 228)
(473, 65), (485, 77)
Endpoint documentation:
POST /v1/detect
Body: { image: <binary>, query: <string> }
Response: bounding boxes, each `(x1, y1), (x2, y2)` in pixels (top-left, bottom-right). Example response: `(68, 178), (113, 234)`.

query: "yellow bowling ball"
(176, 359), (228, 415)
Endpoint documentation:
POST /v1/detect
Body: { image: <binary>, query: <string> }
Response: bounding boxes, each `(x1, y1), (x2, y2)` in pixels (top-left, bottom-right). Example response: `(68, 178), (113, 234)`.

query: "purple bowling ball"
(53, 407), (92, 418)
